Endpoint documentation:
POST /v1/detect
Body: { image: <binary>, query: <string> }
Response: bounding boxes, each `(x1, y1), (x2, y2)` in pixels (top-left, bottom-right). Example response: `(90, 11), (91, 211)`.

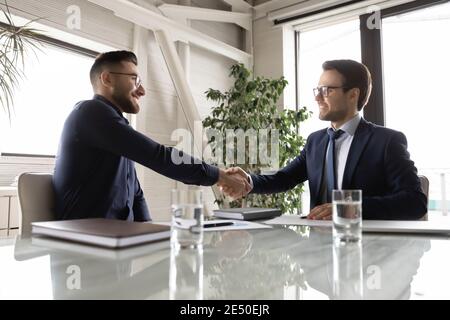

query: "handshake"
(217, 167), (252, 199)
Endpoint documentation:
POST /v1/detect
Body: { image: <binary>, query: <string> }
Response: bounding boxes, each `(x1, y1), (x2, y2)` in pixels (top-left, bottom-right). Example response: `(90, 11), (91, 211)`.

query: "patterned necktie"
(326, 128), (344, 202)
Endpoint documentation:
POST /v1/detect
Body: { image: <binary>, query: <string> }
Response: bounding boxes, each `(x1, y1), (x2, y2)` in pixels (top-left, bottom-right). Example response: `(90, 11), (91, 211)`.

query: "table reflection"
(288, 226), (431, 300)
(169, 245), (203, 300)
(332, 242), (363, 299)
(14, 236), (171, 299)
(9, 225), (431, 300)
(202, 228), (306, 299)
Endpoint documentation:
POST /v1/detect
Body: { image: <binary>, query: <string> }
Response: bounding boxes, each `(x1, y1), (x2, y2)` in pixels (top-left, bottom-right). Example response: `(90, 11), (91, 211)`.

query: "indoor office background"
(0, 0), (449, 237)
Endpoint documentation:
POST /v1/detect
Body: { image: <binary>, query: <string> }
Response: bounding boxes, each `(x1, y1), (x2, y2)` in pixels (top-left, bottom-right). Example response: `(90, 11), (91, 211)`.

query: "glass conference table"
(1, 223), (450, 300)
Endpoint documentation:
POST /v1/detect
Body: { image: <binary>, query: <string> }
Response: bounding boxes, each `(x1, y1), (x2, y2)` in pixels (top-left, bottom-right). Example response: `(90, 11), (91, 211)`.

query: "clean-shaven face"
(315, 69), (354, 123)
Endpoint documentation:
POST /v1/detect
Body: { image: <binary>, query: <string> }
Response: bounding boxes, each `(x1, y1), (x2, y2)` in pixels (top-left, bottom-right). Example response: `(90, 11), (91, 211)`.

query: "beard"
(112, 88), (139, 114)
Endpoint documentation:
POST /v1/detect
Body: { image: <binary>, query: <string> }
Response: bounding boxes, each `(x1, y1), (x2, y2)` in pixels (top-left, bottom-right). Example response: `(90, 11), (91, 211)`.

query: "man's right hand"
(217, 167), (252, 199)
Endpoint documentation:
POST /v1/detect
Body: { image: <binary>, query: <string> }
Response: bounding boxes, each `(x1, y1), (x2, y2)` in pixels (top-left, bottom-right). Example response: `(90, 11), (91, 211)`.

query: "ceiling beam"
(88, 0), (252, 65)
(221, 0), (253, 13)
(158, 4), (252, 30)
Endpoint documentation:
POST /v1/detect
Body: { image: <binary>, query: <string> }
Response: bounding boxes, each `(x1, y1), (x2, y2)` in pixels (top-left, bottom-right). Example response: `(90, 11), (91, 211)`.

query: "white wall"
(253, 16), (296, 109)
(140, 17), (240, 221)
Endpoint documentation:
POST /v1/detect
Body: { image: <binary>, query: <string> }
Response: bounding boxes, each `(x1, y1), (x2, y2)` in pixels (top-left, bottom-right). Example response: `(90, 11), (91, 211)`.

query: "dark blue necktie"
(326, 128), (344, 202)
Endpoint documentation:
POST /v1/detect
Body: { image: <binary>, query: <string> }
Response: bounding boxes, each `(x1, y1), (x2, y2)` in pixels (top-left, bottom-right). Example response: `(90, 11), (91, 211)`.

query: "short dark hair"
(322, 59), (372, 111)
(89, 50), (138, 86)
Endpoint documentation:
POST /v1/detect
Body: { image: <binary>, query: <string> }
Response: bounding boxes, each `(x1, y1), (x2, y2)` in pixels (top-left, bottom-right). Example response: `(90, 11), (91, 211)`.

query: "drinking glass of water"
(332, 190), (362, 243)
(171, 188), (204, 249)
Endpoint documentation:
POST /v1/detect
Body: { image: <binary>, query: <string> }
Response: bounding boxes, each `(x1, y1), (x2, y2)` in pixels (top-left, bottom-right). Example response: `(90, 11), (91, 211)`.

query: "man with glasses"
(225, 59), (426, 220)
(53, 50), (250, 221)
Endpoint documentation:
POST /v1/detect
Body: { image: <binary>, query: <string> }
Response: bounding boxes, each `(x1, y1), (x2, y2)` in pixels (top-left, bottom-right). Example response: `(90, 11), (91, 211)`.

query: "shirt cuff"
(207, 164), (220, 185)
(247, 173), (254, 190)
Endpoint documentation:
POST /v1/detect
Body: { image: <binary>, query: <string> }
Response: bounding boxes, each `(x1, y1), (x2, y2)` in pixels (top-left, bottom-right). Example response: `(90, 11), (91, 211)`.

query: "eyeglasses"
(109, 72), (142, 88)
(313, 86), (348, 97)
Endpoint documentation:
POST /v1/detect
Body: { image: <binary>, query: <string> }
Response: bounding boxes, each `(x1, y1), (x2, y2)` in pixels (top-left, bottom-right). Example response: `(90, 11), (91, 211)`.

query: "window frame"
(294, 0), (448, 214)
(295, 0), (448, 126)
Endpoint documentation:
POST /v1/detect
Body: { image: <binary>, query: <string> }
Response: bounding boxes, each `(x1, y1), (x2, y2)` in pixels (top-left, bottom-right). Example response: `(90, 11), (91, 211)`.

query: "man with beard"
(53, 51), (249, 221)
(225, 59), (426, 221)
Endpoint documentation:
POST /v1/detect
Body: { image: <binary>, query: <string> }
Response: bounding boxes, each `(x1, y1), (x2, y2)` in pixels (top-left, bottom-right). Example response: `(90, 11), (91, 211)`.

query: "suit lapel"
(311, 132), (330, 203)
(342, 119), (373, 189)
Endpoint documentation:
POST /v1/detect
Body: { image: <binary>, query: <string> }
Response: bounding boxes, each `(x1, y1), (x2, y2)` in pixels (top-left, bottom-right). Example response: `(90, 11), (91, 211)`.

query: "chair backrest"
(18, 172), (55, 235)
(418, 175), (429, 221)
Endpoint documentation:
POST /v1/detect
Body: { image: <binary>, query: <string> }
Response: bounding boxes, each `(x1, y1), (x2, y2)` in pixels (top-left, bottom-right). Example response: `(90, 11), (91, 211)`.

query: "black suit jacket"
(250, 118), (427, 220)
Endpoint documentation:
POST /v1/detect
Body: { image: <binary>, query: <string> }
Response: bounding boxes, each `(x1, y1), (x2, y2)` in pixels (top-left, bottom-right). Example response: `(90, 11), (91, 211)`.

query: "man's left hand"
(307, 203), (332, 220)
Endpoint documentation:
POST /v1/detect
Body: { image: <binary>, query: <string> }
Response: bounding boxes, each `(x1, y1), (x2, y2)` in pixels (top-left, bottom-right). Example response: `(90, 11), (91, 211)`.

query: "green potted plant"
(203, 63), (311, 214)
(1, 1), (44, 121)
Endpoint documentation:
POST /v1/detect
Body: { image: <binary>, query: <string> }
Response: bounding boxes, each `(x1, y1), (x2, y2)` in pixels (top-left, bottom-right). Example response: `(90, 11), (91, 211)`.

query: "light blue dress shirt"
(327, 113), (362, 190)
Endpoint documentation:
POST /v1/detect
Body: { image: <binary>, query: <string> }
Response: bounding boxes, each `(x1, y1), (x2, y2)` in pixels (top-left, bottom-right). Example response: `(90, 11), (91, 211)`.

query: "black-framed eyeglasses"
(109, 72), (142, 88)
(313, 86), (348, 97)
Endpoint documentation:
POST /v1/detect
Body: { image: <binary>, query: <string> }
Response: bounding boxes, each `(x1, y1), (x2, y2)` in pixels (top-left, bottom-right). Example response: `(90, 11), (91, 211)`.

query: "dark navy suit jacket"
(250, 118), (427, 220)
(53, 95), (219, 221)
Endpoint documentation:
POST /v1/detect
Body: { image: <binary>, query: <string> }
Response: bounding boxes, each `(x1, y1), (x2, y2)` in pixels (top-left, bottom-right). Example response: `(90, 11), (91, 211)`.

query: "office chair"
(418, 175), (429, 221)
(17, 172), (55, 235)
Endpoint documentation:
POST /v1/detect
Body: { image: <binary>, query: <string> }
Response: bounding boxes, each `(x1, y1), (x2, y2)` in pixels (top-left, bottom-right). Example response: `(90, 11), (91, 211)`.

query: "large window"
(298, 18), (361, 137)
(297, 19), (361, 212)
(296, 0), (450, 216)
(383, 1), (450, 213)
(0, 42), (94, 156)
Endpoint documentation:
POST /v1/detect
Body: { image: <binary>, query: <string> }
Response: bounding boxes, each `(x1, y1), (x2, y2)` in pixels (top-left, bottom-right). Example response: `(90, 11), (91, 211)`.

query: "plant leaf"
(0, 1), (45, 121)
